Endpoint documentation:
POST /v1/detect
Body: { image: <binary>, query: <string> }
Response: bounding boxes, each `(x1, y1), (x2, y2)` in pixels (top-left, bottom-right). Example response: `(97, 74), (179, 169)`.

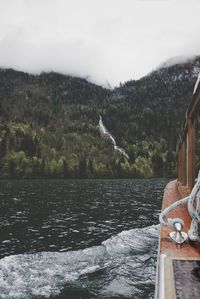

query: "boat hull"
(156, 180), (200, 299)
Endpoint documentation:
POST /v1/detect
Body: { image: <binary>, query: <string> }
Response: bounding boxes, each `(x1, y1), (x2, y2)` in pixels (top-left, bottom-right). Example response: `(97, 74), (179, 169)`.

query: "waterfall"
(193, 71), (200, 94)
(99, 116), (129, 160)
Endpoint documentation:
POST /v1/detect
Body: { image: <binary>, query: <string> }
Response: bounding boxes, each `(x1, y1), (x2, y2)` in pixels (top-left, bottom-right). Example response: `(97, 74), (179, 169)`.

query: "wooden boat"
(156, 77), (200, 298)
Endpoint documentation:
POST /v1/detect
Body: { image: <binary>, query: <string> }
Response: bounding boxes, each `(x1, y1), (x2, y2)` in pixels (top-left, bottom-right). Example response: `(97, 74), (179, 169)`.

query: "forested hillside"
(0, 56), (200, 178)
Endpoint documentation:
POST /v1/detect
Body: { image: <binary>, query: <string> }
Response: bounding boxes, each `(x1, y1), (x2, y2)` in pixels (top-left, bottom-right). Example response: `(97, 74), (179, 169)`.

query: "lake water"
(0, 178), (168, 299)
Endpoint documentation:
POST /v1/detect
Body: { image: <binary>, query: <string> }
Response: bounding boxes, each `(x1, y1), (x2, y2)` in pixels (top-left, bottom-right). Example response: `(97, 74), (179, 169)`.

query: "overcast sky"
(0, 0), (200, 87)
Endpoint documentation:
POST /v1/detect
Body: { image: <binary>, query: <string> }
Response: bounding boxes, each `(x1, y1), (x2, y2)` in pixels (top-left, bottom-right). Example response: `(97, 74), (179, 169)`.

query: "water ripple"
(0, 225), (159, 299)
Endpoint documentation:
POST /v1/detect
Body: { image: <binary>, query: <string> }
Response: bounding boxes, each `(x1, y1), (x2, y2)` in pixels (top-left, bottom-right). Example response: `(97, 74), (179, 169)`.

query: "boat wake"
(0, 225), (159, 299)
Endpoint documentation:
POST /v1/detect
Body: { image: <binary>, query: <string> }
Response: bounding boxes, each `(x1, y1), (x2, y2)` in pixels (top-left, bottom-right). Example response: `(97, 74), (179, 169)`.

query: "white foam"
(0, 225), (159, 298)
(103, 224), (159, 255)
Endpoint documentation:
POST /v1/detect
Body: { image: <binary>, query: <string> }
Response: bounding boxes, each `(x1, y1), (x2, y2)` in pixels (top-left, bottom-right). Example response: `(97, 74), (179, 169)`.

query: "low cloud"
(0, 0), (200, 87)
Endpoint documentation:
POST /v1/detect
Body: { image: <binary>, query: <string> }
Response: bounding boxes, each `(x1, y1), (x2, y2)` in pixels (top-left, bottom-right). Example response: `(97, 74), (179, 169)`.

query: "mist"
(0, 0), (200, 87)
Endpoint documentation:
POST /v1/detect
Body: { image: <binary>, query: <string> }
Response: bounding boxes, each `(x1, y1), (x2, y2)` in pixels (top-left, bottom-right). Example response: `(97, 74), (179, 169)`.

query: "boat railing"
(177, 80), (200, 190)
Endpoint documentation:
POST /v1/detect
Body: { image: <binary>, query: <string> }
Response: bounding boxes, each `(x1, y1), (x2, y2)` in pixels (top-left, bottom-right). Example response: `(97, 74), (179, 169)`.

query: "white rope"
(187, 174), (200, 241)
(159, 173), (200, 241)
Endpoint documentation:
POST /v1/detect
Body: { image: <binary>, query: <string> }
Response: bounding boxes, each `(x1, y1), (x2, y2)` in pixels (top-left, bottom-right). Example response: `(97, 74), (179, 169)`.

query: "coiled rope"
(159, 172), (200, 241)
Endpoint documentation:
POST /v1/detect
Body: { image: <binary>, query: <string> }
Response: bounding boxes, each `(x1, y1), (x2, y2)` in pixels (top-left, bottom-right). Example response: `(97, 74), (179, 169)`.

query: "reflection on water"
(0, 178), (168, 298)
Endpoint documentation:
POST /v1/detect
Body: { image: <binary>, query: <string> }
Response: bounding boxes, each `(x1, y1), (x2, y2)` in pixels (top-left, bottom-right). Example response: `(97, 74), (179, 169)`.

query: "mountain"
(0, 56), (200, 179)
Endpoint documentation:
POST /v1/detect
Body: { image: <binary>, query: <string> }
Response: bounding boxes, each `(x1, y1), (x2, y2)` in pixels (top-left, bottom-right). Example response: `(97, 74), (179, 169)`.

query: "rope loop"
(159, 172), (200, 241)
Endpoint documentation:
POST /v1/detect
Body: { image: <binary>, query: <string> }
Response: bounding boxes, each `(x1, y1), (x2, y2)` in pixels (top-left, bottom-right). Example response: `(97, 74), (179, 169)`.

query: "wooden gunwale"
(157, 179), (200, 299)
(160, 179), (200, 259)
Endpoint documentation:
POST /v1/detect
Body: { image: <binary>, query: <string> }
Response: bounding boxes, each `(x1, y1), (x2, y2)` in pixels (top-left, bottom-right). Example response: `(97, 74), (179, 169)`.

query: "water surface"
(0, 178), (168, 298)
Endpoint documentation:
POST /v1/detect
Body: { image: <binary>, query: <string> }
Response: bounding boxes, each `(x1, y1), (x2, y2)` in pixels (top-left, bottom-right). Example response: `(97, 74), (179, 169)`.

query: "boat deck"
(157, 180), (200, 299)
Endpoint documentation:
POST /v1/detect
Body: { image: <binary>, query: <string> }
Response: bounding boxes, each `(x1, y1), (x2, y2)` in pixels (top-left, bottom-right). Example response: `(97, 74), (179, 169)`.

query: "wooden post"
(179, 141), (183, 184)
(179, 142), (184, 185)
(182, 139), (186, 186)
(177, 145), (179, 182)
(177, 143), (181, 182)
(188, 117), (195, 190)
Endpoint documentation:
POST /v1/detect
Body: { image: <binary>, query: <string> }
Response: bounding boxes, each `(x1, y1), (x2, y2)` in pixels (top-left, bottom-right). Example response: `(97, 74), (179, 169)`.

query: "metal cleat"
(169, 222), (188, 244)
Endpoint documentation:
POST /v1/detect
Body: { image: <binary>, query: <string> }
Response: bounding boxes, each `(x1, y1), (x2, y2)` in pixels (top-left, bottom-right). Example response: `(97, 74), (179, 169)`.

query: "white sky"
(0, 0), (200, 87)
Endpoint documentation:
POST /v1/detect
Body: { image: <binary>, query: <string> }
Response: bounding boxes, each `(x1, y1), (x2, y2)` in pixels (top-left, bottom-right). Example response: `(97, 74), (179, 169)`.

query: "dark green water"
(0, 178), (168, 299)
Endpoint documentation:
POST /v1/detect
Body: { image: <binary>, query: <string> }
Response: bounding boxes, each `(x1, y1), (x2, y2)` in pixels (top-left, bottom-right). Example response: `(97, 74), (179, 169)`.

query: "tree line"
(0, 57), (199, 179)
